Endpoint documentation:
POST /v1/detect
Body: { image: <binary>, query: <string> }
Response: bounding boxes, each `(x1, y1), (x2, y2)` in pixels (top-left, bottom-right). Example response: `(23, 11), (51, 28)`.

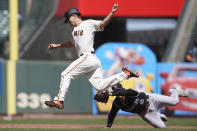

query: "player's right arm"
(106, 99), (120, 128)
(48, 38), (75, 50)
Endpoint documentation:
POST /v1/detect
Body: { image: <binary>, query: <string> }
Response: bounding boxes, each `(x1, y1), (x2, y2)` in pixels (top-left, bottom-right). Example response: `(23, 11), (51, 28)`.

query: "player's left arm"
(100, 2), (118, 29)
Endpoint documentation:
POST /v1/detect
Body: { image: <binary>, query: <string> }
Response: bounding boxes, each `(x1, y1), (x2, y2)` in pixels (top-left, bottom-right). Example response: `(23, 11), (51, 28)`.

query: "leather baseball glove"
(94, 90), (109, 103)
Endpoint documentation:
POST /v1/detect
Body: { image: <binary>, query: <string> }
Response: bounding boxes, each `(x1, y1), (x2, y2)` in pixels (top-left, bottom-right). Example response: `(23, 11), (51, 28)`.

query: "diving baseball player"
(45, 3), (139, 109)
(94, 83), (189, 128)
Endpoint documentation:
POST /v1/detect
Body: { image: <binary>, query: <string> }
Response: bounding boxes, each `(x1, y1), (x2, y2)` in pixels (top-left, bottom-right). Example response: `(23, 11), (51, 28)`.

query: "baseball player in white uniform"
(45, 3), (139, 109)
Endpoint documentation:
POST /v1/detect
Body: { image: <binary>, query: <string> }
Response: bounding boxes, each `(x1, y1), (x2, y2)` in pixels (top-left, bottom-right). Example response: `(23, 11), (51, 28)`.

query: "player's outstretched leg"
(122, 67), (139, 78)
(45, 99), (64, 109)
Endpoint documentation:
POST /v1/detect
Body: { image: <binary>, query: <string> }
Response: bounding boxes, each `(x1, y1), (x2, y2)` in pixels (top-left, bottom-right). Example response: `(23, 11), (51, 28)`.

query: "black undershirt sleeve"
(112, 88), (138, 97)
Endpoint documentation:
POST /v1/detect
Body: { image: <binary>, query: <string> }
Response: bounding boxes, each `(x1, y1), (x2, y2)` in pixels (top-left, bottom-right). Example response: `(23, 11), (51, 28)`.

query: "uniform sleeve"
(107, 99), (120, 128)
(89, 19), (104, 32)
(125, 89), (139, 97)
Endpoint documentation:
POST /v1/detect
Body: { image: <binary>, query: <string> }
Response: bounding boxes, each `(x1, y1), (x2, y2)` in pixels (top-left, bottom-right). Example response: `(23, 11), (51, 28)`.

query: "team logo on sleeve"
(74, 30), (83, 36)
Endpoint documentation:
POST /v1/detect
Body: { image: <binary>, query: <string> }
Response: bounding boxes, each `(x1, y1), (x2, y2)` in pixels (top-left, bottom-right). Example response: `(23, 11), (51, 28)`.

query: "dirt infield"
(0, 124), (197, 129)
(0, 114), (197, 129)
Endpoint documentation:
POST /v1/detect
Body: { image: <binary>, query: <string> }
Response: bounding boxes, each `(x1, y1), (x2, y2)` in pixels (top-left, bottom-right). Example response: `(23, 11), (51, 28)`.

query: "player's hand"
(48, 44), (58, 50)
(112, 2), (118, 13)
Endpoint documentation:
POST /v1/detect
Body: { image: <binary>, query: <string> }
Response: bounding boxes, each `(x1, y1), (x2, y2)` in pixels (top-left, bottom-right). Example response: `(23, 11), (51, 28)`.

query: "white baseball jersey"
(55, 19), (128, 101)
(72, 19), (103, 56)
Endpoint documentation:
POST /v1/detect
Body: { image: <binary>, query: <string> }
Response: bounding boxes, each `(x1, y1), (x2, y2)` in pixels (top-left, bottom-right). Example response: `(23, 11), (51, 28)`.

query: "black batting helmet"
(64, 8), (81, 23)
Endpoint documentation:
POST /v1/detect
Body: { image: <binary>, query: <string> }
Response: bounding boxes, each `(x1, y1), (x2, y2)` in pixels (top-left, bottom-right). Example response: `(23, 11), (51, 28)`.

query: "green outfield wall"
(0, 60), (7, 114)
(0, 60), (92, 114)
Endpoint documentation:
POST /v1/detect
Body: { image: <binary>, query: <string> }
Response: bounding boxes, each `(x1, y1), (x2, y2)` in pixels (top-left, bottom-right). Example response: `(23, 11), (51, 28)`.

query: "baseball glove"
(94, 90), (109, 103)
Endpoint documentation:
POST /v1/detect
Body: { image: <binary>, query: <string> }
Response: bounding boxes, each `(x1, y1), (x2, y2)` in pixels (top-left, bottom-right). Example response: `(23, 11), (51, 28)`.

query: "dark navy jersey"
(107, 88), (148, 128)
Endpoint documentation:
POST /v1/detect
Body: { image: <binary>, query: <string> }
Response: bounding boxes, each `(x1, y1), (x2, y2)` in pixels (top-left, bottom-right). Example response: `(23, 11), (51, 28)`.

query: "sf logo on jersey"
(74, 30), (83, 36)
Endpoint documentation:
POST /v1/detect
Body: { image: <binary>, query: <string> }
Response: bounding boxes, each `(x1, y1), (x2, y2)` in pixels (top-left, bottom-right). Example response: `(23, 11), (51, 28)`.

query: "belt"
(80, 51), (95, 56)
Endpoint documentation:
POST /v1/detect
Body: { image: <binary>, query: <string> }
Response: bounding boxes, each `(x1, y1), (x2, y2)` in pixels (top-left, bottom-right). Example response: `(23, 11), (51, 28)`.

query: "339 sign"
(17, 92), (51, 109)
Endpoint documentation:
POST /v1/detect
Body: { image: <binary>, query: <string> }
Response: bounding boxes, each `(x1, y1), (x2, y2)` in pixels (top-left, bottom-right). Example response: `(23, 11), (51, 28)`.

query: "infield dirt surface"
(0, 114), (196, 129)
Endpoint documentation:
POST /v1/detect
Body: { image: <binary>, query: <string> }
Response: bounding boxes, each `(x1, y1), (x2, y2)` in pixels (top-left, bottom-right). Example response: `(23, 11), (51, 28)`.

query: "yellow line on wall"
(7, 0), (19, 115)
(7, 61), (16, 114)
(9, 0), (18, 60)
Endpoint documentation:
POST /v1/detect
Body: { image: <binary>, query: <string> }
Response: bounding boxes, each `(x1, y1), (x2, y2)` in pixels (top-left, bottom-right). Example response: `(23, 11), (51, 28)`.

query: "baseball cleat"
(160, 114), (168, 122)
(176, 89), (189, 97)
(122, 67), (139, 78)
(45, 100), (64, 109)
(169, 89), (189, 97)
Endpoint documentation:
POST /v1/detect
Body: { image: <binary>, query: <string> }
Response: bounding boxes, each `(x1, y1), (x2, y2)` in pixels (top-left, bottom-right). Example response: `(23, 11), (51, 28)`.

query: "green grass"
(0, 129), (196, 131)
(0, 117), (196, 131)
(0, 118), (145, 125)
(0, 117), (197, 126)
(166, 117), (197, 126)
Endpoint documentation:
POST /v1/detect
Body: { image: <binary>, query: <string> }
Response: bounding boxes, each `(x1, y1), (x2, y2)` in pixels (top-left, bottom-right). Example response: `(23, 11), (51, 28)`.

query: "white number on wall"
(17, 93), (28, 108)
(17, 92), (51, 109)
(40, 93), (51, 109)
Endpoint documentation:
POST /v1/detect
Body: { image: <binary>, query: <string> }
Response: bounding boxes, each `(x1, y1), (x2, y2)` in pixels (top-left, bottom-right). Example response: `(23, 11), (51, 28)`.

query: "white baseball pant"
(56, 52), (128, 101)
(139, 89), (179, 128)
